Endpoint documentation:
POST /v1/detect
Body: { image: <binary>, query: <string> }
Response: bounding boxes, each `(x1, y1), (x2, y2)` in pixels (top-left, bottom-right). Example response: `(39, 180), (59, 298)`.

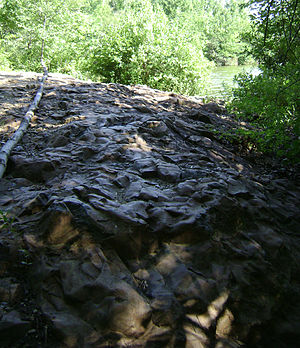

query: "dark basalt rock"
(0, 310), (31, 344)
(0, 73), (300, 348)
(7, 155), (56, 183)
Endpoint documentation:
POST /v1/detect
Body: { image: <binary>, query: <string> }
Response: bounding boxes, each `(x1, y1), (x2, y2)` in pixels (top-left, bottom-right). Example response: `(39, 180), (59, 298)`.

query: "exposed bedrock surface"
(0, 73), (300, 347)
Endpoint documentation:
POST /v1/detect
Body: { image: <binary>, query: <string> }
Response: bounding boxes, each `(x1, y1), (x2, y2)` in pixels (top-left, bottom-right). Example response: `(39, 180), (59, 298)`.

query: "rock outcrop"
(0, 72), (300, 348)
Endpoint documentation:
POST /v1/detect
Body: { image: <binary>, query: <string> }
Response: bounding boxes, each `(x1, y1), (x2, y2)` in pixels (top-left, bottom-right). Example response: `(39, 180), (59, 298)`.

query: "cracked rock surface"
(0, 72), (300, 348)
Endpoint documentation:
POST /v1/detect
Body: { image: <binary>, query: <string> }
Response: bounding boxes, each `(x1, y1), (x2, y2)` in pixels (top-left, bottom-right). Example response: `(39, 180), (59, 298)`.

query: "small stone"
(58, 100), (68, 109)
(134, 105), (153, 113)
(0, 279), (22, 304)
(49, 135), (69, 147)
(0, 310), (30, 341)
(227, 180), (249, 196)
(203, 102), (224, 114)
(157, 163), (181, 182)
(177, 180), (197, 195)
(189, 110), (212, 123)
(144, 120), (168, 137)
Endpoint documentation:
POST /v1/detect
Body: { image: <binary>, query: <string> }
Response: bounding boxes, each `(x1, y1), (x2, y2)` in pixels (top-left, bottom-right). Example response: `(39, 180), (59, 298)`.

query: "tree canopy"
(0, 0), (252, 95)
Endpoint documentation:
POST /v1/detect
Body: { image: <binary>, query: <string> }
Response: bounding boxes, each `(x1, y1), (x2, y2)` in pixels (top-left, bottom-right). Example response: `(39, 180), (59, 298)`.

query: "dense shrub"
(228, 0), (299, 162)
(84, 0), (211, 95)
(229, 65), (299, 161)
(0, 0), (251, 96)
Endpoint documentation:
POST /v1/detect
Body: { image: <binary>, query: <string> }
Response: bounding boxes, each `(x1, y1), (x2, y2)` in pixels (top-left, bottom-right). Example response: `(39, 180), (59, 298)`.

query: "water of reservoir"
(207, 65), (261, 98)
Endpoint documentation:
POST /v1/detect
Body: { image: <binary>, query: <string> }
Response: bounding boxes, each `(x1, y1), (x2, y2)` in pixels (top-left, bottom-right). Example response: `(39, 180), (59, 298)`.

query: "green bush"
(227, 0), (299, 163)
(0, 44), (11, 70)
(0, 0), (92, 76)
(84, 0), (211, 95)
(229, 64), (300, 161)
(0, 0), (251, 91)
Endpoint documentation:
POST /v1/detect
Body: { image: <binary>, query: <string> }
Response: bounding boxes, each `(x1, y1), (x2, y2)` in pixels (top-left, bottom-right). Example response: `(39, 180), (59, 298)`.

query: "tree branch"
(263, 0), (274, 46)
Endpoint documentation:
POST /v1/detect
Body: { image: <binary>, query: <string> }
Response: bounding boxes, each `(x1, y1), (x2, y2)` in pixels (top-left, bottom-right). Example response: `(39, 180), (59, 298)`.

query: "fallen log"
(0, 64), (48, 178)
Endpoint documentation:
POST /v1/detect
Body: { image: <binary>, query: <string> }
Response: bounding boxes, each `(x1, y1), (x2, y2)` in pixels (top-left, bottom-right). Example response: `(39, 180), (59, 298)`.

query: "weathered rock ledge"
(0, 72), (300, 347)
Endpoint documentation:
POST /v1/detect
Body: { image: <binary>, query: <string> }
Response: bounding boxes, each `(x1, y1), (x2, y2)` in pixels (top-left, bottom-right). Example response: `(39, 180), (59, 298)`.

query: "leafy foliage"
(152, 0), (252, 65)
(0, 209), (15, 232)
(229, 0), (300, 161)
(84, 0), (211, 94)
(245, 0), (300, 69)
(151, 0), (194, 18)
(0, 0), (252, 95)
(0, 0), (91, 74)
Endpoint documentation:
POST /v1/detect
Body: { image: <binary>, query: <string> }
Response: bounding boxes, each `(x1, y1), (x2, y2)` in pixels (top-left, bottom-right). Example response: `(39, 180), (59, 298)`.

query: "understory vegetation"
(0, 0), (251, 95)
(228, 0), (299, 162)
(0, 0), (299, 161)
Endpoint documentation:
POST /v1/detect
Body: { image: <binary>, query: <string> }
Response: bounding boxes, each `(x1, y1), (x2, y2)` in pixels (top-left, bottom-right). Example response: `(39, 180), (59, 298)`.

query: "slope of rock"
(0, 72), (300, 348)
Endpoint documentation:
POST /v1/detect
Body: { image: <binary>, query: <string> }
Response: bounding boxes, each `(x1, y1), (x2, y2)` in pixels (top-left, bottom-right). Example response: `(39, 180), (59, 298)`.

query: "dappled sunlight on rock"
(184, 323), (208, 347)
(123, 134), (152, 152)
(208, 290), (230, 320)
(0, 72), (299, 347)
(0, 119), (21, 137)
(46, 213), (80, 248)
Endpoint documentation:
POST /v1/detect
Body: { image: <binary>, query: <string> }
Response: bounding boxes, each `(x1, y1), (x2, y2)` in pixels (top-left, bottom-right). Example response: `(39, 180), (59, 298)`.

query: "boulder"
(1, 73), (299, 348)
